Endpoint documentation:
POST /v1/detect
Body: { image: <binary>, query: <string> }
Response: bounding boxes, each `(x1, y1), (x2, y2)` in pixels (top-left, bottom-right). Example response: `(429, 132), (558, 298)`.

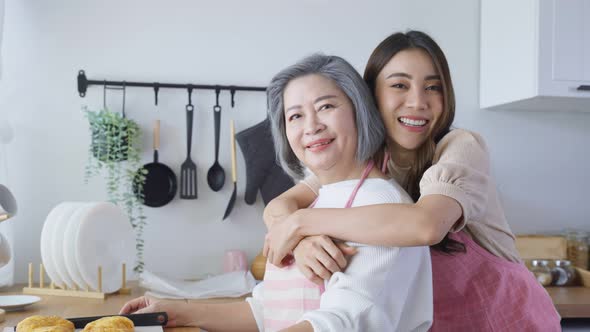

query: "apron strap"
(344, 160), (374, 208)
(381, 150), (390, 174)
(308, 159), (375, 209)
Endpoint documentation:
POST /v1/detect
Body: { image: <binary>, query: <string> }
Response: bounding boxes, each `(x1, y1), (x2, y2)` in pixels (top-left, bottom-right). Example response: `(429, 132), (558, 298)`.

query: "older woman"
(120, 54), (432, 332)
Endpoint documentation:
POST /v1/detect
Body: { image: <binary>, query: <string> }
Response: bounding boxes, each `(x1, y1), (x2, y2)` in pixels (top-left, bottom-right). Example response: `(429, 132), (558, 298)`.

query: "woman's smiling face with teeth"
(375, 48), (444, 153)
(283, 74), (358, 181)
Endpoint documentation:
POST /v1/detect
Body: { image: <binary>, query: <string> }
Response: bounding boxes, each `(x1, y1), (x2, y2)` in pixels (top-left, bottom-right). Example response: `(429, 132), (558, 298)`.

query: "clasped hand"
(263, 213), (357, 285)
(263, 212), (304, 267)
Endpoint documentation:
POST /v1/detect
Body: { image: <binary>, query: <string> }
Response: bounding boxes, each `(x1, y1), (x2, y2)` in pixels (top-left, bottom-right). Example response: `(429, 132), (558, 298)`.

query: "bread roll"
(16, 315), (75, 332)
(83, 316), (134, 332)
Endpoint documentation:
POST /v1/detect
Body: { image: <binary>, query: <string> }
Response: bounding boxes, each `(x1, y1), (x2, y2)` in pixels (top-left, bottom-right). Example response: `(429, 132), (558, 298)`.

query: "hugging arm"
(263, 182), (317, 230)
(264, 132), (492, 268)
(264, 192), (461, 266)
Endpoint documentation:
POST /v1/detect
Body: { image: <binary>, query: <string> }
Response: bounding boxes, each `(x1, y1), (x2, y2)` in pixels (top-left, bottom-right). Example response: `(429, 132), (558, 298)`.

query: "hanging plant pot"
(91, 123), (131, 162)
(83, 106), (146, 274)
(86, 108), (139, 163)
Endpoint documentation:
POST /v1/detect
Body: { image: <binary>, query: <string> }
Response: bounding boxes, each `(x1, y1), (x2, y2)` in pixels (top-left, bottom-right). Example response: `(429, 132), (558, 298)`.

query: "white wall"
(0, 0), (402, 282)
(1, 0), (589, 284)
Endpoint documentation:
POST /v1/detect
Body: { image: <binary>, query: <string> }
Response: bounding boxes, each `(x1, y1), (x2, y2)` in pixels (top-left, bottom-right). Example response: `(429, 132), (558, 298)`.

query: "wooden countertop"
(0, 283), (242, 332)
(546, 287), (590, 318)
(1, 283), (588, 329)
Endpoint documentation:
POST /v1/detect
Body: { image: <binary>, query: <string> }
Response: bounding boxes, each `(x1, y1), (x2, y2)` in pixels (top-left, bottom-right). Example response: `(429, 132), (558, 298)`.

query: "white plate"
(63, 203), (93, 289)
(40, 203), (71, 288)
(0, 295), (40, 311)
(52, 202), (86, 289)
(75, 202), (134, 293)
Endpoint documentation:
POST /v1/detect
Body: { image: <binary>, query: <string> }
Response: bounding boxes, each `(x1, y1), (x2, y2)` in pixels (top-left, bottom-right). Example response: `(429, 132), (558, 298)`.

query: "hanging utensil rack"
(77, 70), (267, 106)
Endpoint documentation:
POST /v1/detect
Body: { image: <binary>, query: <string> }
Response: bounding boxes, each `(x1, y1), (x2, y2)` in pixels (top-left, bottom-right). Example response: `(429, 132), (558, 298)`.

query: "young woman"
(120, 54), (433, 332)
(262, 31), (561, 331)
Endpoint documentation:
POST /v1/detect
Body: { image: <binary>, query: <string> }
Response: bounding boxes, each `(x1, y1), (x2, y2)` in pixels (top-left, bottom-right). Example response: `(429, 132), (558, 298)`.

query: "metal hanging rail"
(77, 70), (267, 107)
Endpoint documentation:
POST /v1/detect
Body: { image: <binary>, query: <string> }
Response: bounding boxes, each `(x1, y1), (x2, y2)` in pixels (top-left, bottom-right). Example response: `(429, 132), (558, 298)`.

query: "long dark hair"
(364, 31), (464, 254)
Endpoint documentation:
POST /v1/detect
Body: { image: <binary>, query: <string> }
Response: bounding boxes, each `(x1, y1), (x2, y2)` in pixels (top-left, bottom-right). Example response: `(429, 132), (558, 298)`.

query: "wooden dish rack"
(22, 262), (131, 299)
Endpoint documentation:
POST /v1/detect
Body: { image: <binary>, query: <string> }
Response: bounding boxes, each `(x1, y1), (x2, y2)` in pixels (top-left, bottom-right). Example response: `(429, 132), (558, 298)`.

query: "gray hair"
(267, 54), (385, 179)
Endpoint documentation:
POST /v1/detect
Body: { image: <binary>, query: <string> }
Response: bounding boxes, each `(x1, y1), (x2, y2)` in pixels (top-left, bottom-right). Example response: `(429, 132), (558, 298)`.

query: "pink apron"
(381, 152), (560, 331)
(430, 231), (561, 331)
(262, 160), (375, 331)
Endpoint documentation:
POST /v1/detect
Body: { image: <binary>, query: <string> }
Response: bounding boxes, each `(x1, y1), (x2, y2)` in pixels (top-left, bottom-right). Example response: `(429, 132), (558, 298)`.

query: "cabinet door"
(552, 0), (589, 81)
(539, 0), (590, 96)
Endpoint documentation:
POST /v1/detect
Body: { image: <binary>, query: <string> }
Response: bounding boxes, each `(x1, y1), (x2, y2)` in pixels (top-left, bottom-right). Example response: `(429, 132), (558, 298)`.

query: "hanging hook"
(187, 85), (194, 105)
(230, 87), (236, 108)
(154, 83), (160, 106)
(102, 80), (107, 110)
(215, 86), (221, 107)
(121, 81), (127, 118)
(186, 85), (194, 112)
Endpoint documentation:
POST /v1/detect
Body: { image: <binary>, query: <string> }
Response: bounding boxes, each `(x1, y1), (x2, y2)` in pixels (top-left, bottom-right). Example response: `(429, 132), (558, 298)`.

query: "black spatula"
(180, 103), (197, 199)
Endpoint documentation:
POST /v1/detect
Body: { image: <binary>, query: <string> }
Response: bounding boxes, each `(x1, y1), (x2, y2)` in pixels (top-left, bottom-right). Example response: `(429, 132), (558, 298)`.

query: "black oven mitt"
(236, 117), (294, 205)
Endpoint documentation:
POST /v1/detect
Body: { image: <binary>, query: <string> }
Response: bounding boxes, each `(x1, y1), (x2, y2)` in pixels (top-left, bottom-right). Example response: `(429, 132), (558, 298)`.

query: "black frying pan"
(134, 120), (177, 207)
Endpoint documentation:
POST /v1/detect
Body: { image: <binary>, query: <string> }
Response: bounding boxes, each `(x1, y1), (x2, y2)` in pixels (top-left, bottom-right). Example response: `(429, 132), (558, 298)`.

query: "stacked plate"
(40, 202), (135, 293)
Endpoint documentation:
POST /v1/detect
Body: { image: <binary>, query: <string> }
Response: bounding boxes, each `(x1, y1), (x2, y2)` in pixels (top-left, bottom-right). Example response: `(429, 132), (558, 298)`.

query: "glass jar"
(531, 259), (553, 286)
(551, 259), (576, 286)
(566, 231), (589, 270)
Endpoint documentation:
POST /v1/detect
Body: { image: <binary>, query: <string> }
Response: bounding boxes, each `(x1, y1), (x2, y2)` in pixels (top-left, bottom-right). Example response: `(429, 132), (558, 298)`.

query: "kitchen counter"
(546, 287), (590, 318)
(0, 283), (243, 332)
(1, 283), (588, 330)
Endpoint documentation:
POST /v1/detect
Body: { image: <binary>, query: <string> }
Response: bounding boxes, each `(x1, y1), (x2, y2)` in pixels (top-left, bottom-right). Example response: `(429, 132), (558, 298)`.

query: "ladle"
(207, 89), (226, 191)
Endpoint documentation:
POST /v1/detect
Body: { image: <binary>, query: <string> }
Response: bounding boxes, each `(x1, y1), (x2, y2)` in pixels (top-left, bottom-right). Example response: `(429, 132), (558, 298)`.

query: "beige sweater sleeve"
(419, 129), (490, 232)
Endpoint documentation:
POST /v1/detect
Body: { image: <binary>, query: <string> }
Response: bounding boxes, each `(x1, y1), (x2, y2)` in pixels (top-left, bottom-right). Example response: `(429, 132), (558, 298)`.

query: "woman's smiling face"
(283, 74), (358, 183)
(374, 48), (444, 155)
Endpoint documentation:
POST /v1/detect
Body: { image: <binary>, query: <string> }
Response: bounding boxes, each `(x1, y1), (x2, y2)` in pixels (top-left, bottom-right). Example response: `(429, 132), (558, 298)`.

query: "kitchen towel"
(140, 270), (256, 299)
(236, 117), (294, 205)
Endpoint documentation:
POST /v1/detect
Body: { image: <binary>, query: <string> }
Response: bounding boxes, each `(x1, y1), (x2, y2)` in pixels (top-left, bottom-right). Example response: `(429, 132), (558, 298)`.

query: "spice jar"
(531, 259), (552, 286)
(566, 231), (589, 269)
(551, 259), (576, 286)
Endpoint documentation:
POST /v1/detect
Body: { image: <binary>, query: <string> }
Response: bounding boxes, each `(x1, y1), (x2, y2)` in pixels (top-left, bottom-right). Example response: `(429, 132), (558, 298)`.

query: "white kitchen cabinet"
(480, 0), (590, 111)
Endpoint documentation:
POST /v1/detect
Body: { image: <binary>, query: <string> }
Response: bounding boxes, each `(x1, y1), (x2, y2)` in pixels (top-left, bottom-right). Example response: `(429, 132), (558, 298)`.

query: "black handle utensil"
(67, 312), (168, 329)
(207, 89), (226, 191)
(222, 120), (237, 220)
(180, 88), (198, 199)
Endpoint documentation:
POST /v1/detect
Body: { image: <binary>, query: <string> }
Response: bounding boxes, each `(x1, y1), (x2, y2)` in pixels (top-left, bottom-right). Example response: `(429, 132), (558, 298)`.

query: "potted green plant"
(83, 106), (147, 273)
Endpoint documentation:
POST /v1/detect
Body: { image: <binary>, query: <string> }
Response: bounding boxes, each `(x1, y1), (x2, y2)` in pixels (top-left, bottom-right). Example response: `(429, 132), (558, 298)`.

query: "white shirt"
(248, 178), (433, 331)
